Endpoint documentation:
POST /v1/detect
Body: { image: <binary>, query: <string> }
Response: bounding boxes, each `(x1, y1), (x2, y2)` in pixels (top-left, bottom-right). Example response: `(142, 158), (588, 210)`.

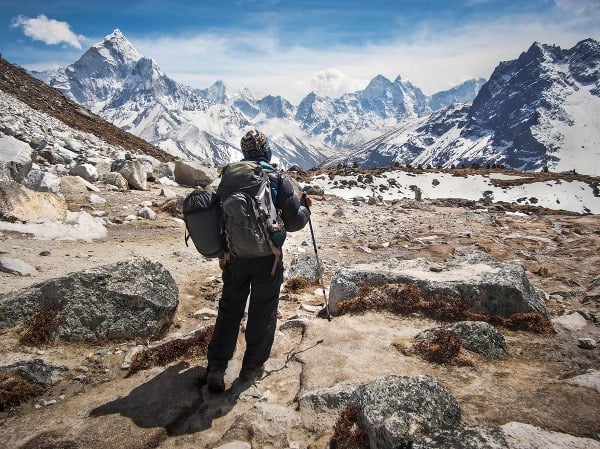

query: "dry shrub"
(503, 312), (555, 334)
(337, 282), (421, 315)
(19, 302), (64, 346)
(0, 370), (45, 410)
(330, 405), (369, 449)
(285, 277), (312, 292)
(127, 325), (214, 376)
(337, 283), (553, 334)
(418, 293), (471, 321)
(160, 198), (183, 218)
(414, 329), (462, 364)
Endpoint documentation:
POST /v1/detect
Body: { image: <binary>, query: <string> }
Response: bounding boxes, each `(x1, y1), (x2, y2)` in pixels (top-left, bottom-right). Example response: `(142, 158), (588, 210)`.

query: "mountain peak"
(93, 29), (142, 65)
(106, 29), (126, 40)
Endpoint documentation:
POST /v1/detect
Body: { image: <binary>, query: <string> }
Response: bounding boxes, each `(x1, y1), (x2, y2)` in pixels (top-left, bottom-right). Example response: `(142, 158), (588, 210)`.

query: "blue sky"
(1, 0), (599, 103)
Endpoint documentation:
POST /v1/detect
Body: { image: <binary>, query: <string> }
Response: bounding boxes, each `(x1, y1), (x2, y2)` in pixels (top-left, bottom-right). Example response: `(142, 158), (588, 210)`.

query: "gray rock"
(22, 169), (61, 193)
(552, 312), (588, 333)
(88, 193), (106, 205)
(562, 369), (600, 392)
(328, 252), (548, 318)
(415, 321), (508, 359)
(29, 136), (48, 151)
(160, 187), (177, 199)
(501, 421), (600, 449)
(279, 318), (309, 331)
(578, 337), (597, 349)
(0, 257), (179, 341)
(87, 158), (113, 177)
(3, 359), (68, 386)
(332, 206), (345, 217)
(0, 180), (67, 222)
(0, 257), (37, 276)
(101, 172), (129, 191)
(48, 145), (78, 165)
(111, 159), (150, 190)
(350, 375), (461, 449)
(287, 253), (320, 283)
(70, 163), (99, 183)
(297, 382), (362, 413)
(0, 135), (33, 182)
(413, 425), (509, 449)
(138, 206), (156, 220)
(62, 137), (83, 153)
(173, 160), (219, 187)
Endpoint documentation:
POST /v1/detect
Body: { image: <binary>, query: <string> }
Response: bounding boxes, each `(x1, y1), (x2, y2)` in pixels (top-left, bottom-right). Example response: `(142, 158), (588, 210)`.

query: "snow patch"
(0, 212), (107, 241)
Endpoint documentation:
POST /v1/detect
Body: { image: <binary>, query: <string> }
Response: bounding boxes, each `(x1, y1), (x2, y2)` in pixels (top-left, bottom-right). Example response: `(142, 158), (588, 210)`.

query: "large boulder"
(60, 175), (100, 194)
(174, 160), (219, 187)
(328, 251), (548, 318)
(22, 169), (61, 194)
(301, 375), (600, 449)
(70, 163), (99, 183)
(0, 258), (179, 341)
(0, 181), (67, 222)
(111, 159), (150, 190)
(0, 135), (33, 182)
(350, 375), (461, 448)
(102, 172), (129, 191)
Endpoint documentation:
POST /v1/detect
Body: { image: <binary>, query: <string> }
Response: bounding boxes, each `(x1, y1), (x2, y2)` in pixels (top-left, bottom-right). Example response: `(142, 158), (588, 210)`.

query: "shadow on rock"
(89, 361), (255, 436)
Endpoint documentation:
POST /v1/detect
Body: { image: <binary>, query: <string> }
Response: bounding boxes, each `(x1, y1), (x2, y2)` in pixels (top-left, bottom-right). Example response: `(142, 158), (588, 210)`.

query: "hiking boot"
(239, 365), (264, 382)
(206, 369), (225, 393)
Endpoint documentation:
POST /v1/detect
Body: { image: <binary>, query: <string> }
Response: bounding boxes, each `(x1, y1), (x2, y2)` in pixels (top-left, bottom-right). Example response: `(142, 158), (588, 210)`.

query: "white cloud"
(11, 14), (85, 49)
(309, 68), (367, 98)
(132, 4), (596, 104)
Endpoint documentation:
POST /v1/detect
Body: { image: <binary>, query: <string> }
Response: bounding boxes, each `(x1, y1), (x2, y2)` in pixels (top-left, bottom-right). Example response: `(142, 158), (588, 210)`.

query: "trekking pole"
(302, 193), (332, 321)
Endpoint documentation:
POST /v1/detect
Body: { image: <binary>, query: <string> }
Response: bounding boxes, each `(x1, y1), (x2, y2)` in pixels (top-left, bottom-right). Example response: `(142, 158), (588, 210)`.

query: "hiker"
(205, 129), (311, 393)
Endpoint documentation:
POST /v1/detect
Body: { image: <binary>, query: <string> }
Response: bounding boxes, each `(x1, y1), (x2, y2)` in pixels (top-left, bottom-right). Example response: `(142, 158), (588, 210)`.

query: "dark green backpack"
(217, 161), (284, 259)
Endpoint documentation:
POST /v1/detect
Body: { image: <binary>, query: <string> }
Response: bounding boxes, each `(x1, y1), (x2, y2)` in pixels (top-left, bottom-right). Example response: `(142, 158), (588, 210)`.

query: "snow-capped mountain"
(49, 29), (142, 112)
(35, 30), (332, 169)
(294, 76), (486, 150)
(324, 39), (600, 176)
(35, 29), (484, 170)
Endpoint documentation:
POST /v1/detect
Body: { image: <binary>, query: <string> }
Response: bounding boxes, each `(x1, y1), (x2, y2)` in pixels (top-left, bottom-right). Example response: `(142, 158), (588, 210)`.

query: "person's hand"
(301, 193), (312, 208)
(218, 257), (226, 270)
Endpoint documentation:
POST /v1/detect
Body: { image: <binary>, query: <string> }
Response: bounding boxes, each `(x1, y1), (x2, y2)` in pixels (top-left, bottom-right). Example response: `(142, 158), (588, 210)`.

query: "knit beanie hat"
(240, 130), (271, 160)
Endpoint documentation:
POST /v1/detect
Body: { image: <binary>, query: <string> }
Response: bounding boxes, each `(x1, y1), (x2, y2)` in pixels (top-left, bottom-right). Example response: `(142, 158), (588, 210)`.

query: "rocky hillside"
(0, 55), (174, 163)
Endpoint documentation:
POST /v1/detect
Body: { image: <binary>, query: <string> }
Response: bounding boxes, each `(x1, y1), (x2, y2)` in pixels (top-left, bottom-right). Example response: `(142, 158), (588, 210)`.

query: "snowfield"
(306, 170), (600, 215)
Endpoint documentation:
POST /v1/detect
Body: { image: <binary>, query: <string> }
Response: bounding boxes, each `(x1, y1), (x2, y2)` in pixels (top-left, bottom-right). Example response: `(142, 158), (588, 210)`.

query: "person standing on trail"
(204, 129), (311, 393)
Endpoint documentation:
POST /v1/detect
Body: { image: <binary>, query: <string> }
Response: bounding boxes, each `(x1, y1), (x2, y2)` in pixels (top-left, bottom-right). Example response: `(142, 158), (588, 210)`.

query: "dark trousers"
(207, 254), (283, 372)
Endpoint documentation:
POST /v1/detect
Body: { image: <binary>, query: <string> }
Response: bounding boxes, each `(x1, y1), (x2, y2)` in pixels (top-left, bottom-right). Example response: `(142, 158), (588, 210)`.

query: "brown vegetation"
(127, 325), (214, 376)
(284, 277), (312, 292)
(0, 370), (45, 410)
(337, 283), (554, 334)
(18, 302), (64, 346)
(329, 405), (369, 449)
(413, 329), (462, 364)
